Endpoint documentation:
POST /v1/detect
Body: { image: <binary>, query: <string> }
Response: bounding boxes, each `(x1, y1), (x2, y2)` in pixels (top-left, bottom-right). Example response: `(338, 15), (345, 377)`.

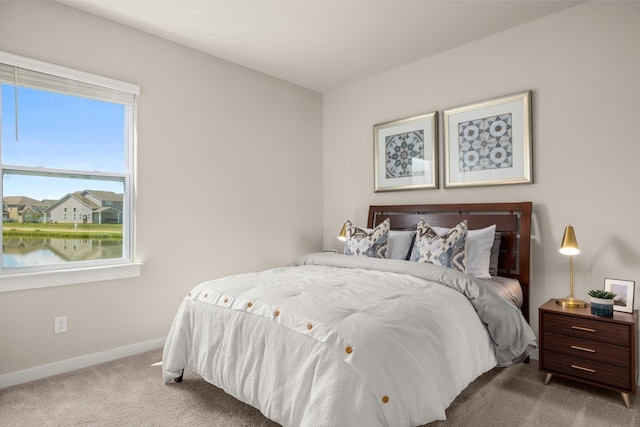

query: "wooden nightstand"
(539, 298), (638, 407)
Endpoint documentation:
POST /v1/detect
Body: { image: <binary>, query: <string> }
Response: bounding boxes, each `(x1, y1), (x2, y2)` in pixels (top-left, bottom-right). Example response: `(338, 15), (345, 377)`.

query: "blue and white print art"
(385, 130), (425, 178)
(374, 111), (437, 192)
(458, 113), (512, 172)
(443, 90), (532, 188)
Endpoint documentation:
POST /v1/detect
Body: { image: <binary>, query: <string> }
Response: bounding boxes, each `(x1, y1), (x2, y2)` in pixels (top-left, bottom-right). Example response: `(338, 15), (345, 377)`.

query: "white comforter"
(163, 254), (530, 426)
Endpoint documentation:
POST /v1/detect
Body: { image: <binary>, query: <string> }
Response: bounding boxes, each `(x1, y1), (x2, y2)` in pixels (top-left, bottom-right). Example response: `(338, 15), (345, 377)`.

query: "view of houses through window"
(3, 187), (124, 268)
(1, 52), (137, 272)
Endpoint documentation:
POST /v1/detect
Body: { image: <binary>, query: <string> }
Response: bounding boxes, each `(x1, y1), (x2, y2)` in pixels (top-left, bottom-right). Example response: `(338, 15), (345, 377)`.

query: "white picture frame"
(604, 278), (635, 313)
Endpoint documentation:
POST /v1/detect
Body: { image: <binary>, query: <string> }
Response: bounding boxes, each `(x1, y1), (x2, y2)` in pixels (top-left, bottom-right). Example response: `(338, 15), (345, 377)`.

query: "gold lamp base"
(556, 297), (588, 308)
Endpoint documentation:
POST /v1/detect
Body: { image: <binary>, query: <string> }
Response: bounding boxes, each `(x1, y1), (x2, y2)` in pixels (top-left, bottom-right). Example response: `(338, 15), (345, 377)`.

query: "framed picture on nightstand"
(604, 278), (635, 313)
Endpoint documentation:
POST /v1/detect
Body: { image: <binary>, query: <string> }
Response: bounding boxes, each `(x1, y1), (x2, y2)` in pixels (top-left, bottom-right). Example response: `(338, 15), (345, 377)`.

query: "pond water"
(3, 237), (123, 268)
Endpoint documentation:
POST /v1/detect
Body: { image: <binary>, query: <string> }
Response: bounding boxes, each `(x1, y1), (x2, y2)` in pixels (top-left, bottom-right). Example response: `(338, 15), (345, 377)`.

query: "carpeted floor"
(0, 349), (637, 426)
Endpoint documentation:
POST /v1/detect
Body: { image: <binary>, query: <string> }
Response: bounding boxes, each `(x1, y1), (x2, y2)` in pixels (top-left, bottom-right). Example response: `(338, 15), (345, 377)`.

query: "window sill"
(0, 262), (142, 293)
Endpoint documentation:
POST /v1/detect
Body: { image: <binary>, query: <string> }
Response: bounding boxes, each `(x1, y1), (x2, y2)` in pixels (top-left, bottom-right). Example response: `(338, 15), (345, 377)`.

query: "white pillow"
(366, 229), (416, 260)
(433, 224), (496, 279)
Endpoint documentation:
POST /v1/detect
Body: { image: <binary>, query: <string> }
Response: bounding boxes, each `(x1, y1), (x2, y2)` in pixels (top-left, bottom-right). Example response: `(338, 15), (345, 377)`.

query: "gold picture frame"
(443, 90), (532, 188)
(373, 112), (438, 192)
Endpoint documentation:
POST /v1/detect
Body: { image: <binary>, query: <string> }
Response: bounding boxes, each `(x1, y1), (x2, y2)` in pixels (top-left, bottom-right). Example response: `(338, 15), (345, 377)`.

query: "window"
(0, 51), (141, 291)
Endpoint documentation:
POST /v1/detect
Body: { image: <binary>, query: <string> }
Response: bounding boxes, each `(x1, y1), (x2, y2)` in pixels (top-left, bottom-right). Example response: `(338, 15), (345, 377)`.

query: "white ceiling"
(57, 1), (585, 92)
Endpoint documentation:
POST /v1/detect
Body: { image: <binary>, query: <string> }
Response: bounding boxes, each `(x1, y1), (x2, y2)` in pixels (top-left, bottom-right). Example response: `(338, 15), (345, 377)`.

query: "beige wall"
(0, 1), (322, 375)
(323, 1), (640, 352)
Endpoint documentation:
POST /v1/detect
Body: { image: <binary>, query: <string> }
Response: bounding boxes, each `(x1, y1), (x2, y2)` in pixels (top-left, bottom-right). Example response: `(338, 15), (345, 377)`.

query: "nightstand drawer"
(544, 332), (629, 367)
(542, 350), (631, 390)
(542, 312), (630, 346)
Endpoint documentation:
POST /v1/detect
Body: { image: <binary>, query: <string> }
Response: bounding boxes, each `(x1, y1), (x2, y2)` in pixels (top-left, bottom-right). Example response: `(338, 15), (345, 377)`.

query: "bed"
(162, 202), (536, 426)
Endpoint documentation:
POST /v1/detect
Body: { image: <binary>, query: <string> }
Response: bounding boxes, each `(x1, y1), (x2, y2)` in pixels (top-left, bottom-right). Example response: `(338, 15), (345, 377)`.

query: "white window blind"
(0, 50), (139, 105)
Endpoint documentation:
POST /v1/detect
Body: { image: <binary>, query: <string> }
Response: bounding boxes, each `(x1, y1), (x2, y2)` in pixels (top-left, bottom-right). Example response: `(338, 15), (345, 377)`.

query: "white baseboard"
(0, 337), (165, 389)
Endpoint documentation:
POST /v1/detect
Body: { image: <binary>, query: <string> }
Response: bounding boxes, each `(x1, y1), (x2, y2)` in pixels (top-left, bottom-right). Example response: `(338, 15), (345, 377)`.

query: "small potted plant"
(588, 289), (616, 317)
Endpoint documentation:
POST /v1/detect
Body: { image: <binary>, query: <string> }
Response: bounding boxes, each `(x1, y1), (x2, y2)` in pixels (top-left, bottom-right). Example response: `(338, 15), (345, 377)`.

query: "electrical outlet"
(54, 316), (67, 334)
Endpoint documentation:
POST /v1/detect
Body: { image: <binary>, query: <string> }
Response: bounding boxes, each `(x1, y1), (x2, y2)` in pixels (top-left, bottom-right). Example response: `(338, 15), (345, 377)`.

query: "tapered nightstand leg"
(544, 373), (553, 385)
(621, 392), (630, 408)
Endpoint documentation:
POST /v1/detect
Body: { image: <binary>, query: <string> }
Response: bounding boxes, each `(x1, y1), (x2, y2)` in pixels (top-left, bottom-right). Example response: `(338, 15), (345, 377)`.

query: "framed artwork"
(443, 90), (532, 188)
(374, 112), (438, 192)
(604, 278), (635, 313)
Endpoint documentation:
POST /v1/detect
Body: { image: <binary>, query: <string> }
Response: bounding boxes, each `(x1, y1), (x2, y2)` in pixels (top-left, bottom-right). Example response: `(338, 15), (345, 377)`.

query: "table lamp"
(338, 223), (347, 241)
(556, 225), (587, 308)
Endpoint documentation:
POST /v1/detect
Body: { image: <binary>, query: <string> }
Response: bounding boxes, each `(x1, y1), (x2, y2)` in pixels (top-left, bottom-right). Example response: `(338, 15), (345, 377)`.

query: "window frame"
(0, 51), (141, 292)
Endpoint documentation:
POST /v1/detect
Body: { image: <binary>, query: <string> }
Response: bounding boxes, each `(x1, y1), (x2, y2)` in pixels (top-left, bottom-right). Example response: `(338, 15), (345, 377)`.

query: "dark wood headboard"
(367, 202), (532, 323)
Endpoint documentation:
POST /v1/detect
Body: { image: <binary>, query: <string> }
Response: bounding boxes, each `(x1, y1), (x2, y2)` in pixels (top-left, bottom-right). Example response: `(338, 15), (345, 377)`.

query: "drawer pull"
(571, 345), (595, 353)
(571, 325), (596, 333)
(571, 364), (595, 373)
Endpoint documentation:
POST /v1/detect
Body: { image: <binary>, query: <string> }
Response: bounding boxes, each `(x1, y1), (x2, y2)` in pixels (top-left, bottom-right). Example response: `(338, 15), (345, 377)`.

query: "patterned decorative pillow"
(409, 219), (467, 272)
(344, 219), (389, 258)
